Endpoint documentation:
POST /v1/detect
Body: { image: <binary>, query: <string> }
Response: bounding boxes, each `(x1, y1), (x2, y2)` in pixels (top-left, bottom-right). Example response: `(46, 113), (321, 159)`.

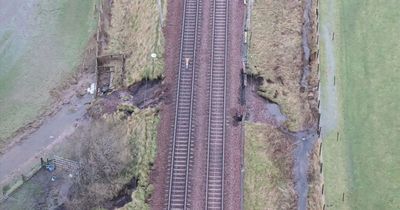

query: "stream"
(296, 0), (318, 209)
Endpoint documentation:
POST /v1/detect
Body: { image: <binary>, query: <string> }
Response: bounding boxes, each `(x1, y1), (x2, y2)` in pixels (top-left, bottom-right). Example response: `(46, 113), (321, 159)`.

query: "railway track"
(167, 0), (200, 209)
(167, 0), (229, 209)
(205, 0), (229, 209)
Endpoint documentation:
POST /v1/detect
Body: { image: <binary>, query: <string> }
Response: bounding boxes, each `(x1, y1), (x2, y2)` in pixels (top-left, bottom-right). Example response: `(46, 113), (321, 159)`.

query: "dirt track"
(149, 0), (183, 208)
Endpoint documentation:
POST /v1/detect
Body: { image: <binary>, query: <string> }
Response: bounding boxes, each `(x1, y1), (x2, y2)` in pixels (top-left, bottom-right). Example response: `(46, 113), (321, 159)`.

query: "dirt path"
(224, 1), (245, 209)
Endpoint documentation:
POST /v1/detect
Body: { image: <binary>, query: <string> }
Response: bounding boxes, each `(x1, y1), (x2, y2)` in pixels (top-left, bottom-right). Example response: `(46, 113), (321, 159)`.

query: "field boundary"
(315, 0), (327, 209)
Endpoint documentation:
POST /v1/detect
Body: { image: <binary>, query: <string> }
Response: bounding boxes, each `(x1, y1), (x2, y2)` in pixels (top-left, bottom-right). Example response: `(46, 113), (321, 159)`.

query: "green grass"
(321, 0), (400, 209)
(0, 0), (98, 144)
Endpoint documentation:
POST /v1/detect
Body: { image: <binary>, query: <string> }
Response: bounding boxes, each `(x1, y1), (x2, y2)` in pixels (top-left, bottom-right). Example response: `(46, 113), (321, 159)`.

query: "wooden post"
(321, 184), (324, 195)
(320, 162), (323, 173)
(319, 142), (323, 156)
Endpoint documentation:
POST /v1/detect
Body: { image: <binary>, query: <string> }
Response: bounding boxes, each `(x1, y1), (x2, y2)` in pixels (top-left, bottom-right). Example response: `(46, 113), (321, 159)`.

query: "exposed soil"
(88, 79), (163, 119)
(223, 0), (245, 209)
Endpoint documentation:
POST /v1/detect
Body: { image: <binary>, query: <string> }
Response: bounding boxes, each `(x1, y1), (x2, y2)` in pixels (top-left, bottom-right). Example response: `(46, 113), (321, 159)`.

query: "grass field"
(0, 0), (98, 144)
(321, 0), (400, 209)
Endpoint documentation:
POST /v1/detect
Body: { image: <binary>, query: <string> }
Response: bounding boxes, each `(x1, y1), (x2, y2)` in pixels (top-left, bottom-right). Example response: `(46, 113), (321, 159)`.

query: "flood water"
(0, 0), (97, 141)
(0, 94), (92, 182)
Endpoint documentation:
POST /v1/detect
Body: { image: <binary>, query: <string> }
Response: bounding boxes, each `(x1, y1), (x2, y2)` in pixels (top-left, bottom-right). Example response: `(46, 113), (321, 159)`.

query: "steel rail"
(167, 0), (201, 209)
(205, 0), (229, 209)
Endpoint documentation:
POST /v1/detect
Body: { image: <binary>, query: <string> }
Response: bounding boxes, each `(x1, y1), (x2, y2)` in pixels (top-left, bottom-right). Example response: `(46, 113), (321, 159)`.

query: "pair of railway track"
(167, 0), (229, 209)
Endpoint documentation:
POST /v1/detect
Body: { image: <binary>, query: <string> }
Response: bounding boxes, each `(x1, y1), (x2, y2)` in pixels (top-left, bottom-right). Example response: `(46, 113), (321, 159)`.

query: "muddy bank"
(88, 79), (163, 118)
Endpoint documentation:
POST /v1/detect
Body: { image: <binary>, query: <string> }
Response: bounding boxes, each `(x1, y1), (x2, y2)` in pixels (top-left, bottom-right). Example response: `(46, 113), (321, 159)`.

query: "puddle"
(265, 102), (287, 125)
(0, 94), (92, 182)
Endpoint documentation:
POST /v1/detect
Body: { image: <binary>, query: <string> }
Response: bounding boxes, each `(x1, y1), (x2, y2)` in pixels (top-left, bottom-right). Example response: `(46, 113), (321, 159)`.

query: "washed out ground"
(1, 0), (166, 209)
(321, 0), (400, 209)
(245, 0), (321, 209)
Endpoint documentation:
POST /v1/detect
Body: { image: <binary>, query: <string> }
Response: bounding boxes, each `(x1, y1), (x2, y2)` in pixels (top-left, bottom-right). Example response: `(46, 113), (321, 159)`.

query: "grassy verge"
(248, 0), (316, 131)
(106, 0), (166, 87)
(244, 123), (295, 209)
(0, 0), (98, 144)
(321, 0), (400, 209)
